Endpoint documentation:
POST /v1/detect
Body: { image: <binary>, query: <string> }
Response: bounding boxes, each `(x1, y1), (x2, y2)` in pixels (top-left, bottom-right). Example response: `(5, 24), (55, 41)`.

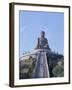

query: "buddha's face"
(41, 31), (45, 38)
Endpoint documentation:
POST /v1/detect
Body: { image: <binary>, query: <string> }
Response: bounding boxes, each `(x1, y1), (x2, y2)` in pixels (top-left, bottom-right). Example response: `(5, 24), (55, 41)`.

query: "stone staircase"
(32, 50), (50, 78)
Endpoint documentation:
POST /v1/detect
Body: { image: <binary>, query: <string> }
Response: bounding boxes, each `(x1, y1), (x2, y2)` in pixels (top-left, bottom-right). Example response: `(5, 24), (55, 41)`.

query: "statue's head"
(40, 31), (45, 37)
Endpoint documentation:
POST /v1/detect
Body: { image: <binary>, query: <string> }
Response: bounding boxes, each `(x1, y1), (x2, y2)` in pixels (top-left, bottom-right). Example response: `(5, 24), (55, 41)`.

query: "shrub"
(52, 64), (64, 77)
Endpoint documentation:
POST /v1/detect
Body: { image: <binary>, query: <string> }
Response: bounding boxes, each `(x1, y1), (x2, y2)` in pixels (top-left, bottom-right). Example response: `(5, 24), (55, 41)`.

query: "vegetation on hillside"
(19, 56), (36, 79)
(52, 64), (64, 77)
(19, 52), (64, 79)
(47, 53), (64, 77)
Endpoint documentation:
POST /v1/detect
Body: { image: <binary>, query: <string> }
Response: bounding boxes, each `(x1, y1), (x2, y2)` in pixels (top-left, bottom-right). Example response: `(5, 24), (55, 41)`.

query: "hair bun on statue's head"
(41, 31), (45, 34)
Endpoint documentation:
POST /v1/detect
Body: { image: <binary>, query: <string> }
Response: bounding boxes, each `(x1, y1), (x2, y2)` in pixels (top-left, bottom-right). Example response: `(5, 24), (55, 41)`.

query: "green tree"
(52, 65), (64, 77)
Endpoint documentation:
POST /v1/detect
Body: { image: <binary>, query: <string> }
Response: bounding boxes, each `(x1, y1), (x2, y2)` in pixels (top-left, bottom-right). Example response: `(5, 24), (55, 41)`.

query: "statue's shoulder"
(44, 37), (48, 41)
(37, 37), (40, 40)
(38, 37), (48, 41)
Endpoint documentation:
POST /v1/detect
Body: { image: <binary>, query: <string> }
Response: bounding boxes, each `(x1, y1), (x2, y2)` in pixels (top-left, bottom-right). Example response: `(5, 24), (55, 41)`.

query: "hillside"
(46, 52), (64, 77)
(19, 50), (64, 79)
